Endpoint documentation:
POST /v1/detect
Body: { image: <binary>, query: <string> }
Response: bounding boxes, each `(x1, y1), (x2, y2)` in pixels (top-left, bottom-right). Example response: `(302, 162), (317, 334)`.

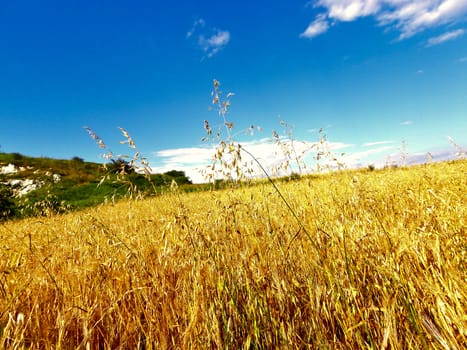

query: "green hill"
(0, 152), (193, 220)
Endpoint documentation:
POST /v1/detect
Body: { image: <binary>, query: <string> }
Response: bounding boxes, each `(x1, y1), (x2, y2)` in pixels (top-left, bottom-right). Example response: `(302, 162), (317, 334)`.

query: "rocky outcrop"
(7, 178), (45, 197)
(0, 163), (60, 197)
(1, 163), (18, 174)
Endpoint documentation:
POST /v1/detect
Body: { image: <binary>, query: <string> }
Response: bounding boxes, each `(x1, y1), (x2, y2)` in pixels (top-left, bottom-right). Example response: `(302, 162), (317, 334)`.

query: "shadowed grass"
(0, 160), (466, 348)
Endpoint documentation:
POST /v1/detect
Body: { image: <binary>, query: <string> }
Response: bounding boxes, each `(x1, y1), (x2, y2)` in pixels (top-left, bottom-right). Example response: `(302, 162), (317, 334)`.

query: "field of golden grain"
(1, 160), (466, 349)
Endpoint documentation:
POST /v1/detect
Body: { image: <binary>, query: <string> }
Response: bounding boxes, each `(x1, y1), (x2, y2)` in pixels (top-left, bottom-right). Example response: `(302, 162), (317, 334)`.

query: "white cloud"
(342, 145), (396, 165)
(303, 1), (467, 40)
(301, 14), (330, 38)
(152, 146), (213, 183)
(362, 140), (395, 147)
(199, 30), (231, 58)
(151, 137), (353, 183)
(458, 56), (467, 62)
(320, 0), (381, 22)
(187, 19), (230, 58)
(150, 133), (463, 183)
(156, 147), (213, 164)
(426, 28), (465, 46)
(186, 18), (205, 38)
(400, 120), (413, 125)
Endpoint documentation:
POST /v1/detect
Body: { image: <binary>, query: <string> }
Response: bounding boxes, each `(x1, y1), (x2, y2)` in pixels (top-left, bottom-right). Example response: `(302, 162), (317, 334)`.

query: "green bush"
(0, 183), (16, 220)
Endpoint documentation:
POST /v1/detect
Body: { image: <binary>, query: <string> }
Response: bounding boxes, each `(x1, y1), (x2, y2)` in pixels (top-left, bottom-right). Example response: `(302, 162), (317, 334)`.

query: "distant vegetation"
(0, 152), (193, 221)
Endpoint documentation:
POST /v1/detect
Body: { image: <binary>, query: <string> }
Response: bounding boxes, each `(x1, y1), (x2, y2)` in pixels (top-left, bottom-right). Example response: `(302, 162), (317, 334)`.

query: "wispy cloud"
(343, 145), (397, 165)
(458, 56), (467, 63)
(186, 18), (205, 38)
(300, 14), (330, 38)
(199, 30), (231, 58)
(400, 120), (413, 126)
(426, 28), (465, 46)
(156, 147), (213, 165)
(321, 0), (381, 22)
(302, 1), (467, 41)
(362, 140), (395, 147)
(152, 146), (213, 183)
(187, 19), (230, 58)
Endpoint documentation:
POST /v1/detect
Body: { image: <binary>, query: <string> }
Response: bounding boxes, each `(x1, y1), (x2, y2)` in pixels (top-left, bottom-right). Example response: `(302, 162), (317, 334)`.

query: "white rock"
(9, 179), (23, 186)
(5, 178), (44, 197)
(17, 179), (44, 197)
(0, 163), (18, 174)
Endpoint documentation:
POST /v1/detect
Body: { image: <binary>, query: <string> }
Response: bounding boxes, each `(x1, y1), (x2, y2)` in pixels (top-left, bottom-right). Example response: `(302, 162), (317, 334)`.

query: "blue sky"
(1, 0), (466, 182)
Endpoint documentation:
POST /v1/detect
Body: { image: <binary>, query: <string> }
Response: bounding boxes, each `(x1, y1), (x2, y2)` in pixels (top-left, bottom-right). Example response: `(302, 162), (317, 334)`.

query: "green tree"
(164, 170), (192, 184)
(71, 156), (84, 163)
(107, 158), (136, 175)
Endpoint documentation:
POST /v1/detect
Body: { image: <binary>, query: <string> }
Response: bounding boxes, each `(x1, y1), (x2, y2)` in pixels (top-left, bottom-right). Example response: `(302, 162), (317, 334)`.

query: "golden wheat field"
(1, 160), (466, 349)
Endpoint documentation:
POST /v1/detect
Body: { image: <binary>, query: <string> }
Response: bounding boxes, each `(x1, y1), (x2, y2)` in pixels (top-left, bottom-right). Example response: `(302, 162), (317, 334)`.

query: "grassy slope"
(0, 153), (102, 181)
(0, 160), (466, 348)
(0, 153), (195, 217)
(0, 153), (107, 214)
